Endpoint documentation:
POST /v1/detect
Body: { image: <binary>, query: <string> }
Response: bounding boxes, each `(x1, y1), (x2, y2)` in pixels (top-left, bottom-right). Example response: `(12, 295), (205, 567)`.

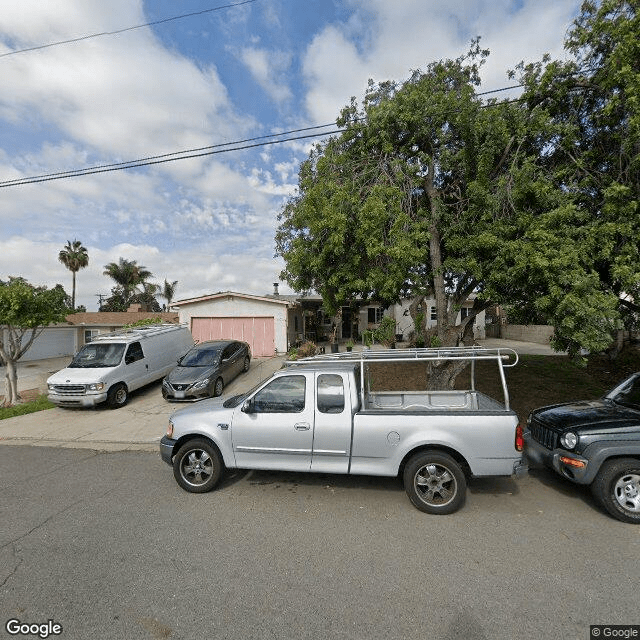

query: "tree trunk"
(3, 359), (21, 406)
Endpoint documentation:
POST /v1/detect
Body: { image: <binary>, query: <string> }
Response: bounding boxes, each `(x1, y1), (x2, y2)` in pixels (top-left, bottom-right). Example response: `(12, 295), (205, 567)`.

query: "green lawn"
(0, 395), (56, 420)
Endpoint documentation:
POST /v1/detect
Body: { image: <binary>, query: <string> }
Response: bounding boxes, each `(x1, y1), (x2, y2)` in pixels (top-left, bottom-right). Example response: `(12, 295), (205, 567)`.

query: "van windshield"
(69, 343), (126, 368)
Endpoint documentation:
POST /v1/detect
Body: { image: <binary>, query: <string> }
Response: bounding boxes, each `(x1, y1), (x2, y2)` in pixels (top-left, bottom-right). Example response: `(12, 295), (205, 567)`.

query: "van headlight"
(560, 432), (578, 450)
(87, 383), (105, 391)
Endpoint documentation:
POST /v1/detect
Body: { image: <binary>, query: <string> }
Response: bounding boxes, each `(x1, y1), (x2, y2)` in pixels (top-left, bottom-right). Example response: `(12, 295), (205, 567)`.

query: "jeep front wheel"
(591, 458), (640, 524)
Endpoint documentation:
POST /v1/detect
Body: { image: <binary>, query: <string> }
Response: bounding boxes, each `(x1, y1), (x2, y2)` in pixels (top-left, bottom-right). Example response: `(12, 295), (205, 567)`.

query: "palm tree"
(162, 279), (178, 309)
(58, 240), (89, 310)
(103, 258), (153, 304)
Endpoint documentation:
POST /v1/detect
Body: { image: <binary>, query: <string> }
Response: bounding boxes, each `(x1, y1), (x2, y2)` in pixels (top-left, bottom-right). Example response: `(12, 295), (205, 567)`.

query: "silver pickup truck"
(160, 347), (526, 514)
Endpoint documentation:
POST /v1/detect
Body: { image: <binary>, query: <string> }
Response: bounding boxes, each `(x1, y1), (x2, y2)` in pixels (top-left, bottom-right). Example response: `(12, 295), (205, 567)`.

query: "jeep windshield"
(607, 374), (640, 410)
(69, 343), (126, 368)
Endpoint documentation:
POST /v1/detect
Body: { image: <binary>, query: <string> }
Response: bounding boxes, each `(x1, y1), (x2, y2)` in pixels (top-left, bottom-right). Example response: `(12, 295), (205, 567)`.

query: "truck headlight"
(47, 384), (55, 391)
(166, 421), (174, 438)
(87, 383), (105, 391)
(560, 432), (578, 450)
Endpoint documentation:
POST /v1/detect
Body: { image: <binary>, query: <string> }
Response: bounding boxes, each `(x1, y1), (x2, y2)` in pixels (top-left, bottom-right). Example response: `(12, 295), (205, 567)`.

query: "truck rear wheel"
(173, 439), (224, 493)
(403, 451), (466, 514)
(591, 458), (640, 524)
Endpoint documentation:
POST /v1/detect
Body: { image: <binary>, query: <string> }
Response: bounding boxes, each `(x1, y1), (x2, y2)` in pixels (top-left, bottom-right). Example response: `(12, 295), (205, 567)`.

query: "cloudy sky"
(0, 0), (580, 310)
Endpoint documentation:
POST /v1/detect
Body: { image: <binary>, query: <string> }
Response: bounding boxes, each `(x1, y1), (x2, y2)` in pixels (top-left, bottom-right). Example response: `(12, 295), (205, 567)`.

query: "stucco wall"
(176, 295), (289, 354)
(500, 324), (555, 344)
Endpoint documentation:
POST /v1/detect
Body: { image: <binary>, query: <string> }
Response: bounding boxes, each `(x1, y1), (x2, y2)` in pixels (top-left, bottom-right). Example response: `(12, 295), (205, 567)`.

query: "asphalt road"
(1, 446), (637, 640)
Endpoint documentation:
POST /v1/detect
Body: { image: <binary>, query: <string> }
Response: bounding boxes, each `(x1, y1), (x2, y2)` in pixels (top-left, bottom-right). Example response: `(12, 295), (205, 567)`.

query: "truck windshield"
(69, 343), (126, 368)
(609, 374), (640, 410)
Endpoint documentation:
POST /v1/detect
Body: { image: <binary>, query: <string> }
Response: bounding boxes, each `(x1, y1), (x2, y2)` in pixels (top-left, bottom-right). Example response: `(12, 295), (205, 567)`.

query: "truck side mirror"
(241, 400), (253, 413)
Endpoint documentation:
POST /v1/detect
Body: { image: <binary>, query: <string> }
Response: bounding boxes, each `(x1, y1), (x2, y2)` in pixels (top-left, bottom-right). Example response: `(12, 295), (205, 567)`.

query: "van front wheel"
(107, 383), (128, 408)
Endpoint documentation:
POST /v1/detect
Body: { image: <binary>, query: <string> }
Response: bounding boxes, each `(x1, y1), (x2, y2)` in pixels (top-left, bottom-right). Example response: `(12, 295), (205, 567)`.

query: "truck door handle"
(294, 422), (310, 431)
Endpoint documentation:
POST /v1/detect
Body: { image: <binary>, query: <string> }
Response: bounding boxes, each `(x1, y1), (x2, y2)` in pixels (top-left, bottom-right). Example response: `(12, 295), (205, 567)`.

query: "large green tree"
(514, 0), (639, 353)
(277, 43), (615, 384)
(58, 239), (89, 310)
(0, 278), (68, 405)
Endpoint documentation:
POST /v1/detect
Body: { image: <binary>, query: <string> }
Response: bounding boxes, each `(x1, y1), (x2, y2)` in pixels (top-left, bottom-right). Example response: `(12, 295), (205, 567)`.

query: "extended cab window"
(252, 376), (306, 413)
(125, 342), (144, 364)
(317, 374), (345, 414)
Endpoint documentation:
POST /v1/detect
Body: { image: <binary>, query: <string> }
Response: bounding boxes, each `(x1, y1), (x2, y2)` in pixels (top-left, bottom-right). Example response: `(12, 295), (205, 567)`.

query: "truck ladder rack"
(285, 346), (518, 411)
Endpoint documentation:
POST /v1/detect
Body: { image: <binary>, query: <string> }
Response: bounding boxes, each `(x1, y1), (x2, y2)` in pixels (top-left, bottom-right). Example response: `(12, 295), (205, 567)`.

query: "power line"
(0, 123), (340, 187)
(0, 79), (576, 189)
(0, 128), (343, 188)
(0, 0), (258, 59)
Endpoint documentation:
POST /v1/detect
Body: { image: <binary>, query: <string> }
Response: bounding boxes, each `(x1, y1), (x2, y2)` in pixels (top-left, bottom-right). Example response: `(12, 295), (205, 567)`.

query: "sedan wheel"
(213, 377), (224, 397)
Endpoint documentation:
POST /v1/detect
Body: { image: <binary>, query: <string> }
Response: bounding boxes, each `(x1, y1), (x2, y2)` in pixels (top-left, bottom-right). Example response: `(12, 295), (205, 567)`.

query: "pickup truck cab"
(161, 347), (526, 514)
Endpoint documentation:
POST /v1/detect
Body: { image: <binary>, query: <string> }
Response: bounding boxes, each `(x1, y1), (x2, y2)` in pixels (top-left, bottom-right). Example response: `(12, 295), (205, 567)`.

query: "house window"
(460, 307), (471, 320)
(84, 329), (100, 343)
(430, 307), (437, 321)
(368, 307), (384, 324)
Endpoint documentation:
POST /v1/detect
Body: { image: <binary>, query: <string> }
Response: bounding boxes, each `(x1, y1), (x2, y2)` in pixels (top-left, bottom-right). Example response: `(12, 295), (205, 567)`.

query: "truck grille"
(529, 418), (558, 450)
(51, 384), (86, 395)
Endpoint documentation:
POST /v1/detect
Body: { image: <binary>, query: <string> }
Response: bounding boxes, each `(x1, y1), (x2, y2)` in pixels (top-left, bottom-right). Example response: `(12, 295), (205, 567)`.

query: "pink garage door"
(191, 317), (276, 357)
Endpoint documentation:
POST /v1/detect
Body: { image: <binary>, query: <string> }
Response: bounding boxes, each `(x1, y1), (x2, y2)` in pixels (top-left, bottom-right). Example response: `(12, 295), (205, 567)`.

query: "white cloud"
(302, 0), (580, 122)
(239, 46), (293, 104)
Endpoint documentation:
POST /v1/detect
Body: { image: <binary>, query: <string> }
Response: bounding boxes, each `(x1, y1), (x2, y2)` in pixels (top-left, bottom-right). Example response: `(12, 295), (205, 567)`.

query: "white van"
(47, 324), (194, 408)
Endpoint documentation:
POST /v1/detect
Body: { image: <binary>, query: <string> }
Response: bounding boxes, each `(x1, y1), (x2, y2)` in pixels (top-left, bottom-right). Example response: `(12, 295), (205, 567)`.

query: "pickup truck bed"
(365, 390), (504, 412)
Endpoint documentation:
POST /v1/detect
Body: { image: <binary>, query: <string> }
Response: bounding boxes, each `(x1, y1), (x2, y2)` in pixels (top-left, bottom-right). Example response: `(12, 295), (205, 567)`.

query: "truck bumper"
(160, 436), (177, 465)
(523, 430), (590, 484)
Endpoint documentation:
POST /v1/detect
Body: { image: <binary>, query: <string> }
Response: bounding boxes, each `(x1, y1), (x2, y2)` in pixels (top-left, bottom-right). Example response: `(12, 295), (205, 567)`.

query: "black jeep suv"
(525, 372), (640, 524)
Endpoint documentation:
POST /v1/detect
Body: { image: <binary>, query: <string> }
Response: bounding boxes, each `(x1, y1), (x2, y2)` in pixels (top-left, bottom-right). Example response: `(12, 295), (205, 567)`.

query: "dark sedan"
(162, 340), (251, 401)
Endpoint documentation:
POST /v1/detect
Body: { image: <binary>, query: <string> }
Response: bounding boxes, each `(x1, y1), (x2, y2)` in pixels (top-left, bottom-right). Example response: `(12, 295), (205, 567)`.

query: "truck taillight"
(515, 424), (524, 452)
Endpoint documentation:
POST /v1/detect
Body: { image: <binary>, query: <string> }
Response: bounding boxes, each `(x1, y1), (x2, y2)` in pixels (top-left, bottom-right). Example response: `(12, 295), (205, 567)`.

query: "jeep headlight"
(87, 383), (105, 391)
(560, 432), (578, 450)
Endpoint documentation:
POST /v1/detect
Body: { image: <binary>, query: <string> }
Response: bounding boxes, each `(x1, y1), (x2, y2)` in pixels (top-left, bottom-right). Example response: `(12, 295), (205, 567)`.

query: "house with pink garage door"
(171, 291), (291, 357)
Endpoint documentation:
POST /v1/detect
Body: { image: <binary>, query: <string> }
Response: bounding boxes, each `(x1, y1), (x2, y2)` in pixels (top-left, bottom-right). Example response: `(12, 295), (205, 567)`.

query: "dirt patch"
(0, 388), (42, 406)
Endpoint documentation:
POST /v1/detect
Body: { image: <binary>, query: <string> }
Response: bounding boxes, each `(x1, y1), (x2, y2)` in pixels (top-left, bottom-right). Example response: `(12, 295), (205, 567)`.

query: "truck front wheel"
(173, 439), (224, 493)
(403, 452), (466, 515)
(591, 458), (640, 524)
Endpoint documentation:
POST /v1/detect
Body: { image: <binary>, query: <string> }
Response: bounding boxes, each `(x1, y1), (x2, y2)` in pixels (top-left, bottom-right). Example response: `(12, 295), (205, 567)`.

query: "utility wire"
(0, 78), (585, 189)
(0, 0), (258, 59)
(0, 129), (343, 187)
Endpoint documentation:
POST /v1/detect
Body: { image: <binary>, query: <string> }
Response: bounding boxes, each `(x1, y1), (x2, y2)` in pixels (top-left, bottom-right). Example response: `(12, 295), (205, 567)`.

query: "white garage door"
(191, 317), (276, 357)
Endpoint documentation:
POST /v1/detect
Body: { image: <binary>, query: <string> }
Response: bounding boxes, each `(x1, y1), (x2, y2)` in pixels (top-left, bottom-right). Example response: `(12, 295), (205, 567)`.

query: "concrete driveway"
(0, 356), (285, 452)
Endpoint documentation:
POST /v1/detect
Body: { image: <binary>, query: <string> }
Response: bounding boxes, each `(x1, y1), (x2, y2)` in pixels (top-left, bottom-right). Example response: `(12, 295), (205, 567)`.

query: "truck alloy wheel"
(591, 458), (640, 524)
(173, 439), (223, 493)
(403, 452), (466, 514)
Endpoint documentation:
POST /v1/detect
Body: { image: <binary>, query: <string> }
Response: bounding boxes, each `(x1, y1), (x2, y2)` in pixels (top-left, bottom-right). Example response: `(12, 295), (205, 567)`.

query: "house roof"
(172, 291), (292, 307)
(65, 311), (179, 326)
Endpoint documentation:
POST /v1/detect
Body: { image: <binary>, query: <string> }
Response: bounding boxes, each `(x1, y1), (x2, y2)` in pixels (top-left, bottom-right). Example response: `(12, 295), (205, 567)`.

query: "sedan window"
(180, 348), (222, 367)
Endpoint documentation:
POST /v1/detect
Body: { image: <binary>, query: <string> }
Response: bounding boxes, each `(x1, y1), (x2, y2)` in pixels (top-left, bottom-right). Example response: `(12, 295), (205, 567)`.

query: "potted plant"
(346, 339), (354, 352)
